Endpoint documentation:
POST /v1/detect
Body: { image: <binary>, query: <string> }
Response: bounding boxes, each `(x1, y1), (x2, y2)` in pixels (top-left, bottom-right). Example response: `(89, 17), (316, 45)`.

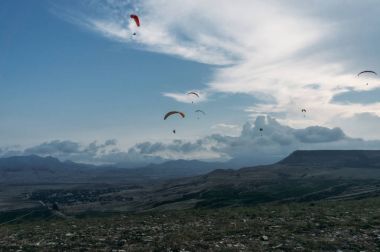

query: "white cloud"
(330, 112), (380, 140)
(212, 123), (239, 130)
(211, 123), (240, 136)
(21, 139), (119, 165)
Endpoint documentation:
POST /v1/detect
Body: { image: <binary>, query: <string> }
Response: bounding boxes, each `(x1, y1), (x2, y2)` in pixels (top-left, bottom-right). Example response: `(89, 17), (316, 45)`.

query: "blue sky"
(0, 0), (252, 148)
(2, 0), (380, 165)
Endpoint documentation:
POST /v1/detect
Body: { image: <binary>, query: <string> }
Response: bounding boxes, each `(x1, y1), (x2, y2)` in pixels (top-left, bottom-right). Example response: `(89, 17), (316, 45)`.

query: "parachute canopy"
(187, 92), (199, 98)
(259, 128), (263, 132)
(301, 109), (307, 113)
(195, 110), (206, 115)
(130, 14), (140, 27)
(164, 111), (185, 120)
(357, 70), (377, 77)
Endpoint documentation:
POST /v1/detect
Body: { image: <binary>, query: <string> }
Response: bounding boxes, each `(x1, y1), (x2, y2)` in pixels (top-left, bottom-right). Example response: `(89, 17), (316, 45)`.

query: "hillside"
(2, 150), (380, 213)
(0, 155), (225, 211)
(107, 150), (380, 211)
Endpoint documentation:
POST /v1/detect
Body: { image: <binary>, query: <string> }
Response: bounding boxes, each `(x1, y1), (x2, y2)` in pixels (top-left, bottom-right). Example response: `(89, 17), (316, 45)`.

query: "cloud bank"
(2, 116), (380, 167)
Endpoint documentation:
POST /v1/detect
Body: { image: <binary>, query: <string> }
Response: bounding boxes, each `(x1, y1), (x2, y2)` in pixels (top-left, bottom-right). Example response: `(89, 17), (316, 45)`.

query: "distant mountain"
(127, 159), (229, 179)
(0, 155), (224, 184)
(279, 150), (380, 167)
(119, 150), (380, 211)
(0, 155), (95, 170)
(0, 155), (97, 184)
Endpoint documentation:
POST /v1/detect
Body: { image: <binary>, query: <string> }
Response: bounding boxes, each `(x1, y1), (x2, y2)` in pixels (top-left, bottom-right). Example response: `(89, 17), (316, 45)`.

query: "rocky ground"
(0, 197), (379, 251)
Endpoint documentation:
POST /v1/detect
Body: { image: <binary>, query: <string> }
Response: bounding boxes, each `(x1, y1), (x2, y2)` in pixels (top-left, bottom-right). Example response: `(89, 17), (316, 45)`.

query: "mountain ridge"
(278, 150), (380, 167)
(0, 155), (224, 184)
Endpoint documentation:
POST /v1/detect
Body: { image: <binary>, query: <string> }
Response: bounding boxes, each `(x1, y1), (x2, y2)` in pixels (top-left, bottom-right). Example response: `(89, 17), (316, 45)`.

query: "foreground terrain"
(1, 197), (379, 251)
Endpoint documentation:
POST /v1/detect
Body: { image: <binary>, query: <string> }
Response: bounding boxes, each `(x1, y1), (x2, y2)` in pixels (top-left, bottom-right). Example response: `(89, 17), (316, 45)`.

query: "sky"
(2, 0), (380, 166)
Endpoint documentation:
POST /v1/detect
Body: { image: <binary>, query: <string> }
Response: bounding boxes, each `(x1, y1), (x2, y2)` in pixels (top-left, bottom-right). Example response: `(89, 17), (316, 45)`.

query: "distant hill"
(279, 150), (380, 167)
(0, 155), (223, 184)
(128, 159), (229, 179)
(0, 155), (97, 184)
(0, 155), (68, 171)
(117, 150), (380, 211)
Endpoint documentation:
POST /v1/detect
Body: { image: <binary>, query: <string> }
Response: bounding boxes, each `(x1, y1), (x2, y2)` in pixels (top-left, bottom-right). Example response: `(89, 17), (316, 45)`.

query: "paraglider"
(301, 109), (307, 117)
(130, 14), (140, 35)
(357, 70), (377, 77)
(259, 128), (263, 136)
(195, 109), (205, 114)
(164, 111), (185, 134)
(358, 70), (377, 85)
(195, 110), (205, 119)
(164, 111), (185, 120)
(187, 92), (199, 98)
(187, 92), (199, 104)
